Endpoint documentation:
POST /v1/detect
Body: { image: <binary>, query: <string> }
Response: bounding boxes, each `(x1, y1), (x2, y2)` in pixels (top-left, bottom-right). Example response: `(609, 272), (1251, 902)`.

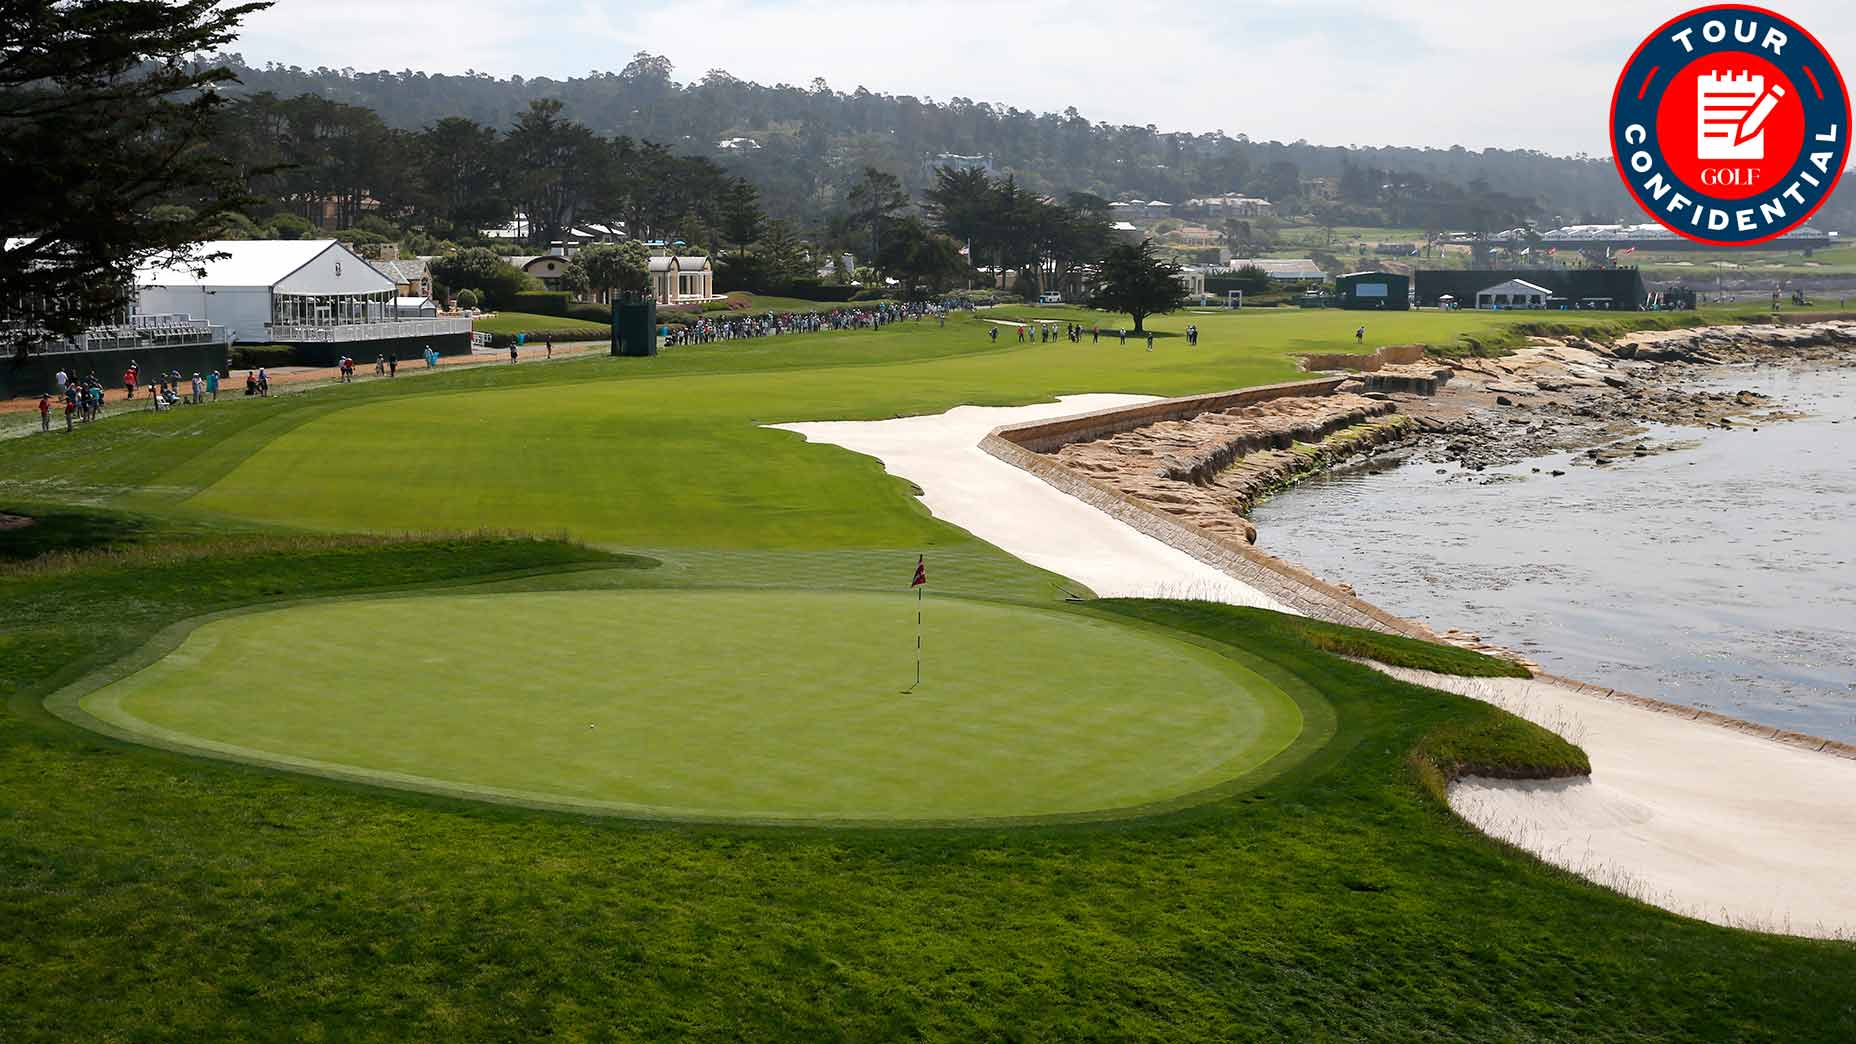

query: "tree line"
(218, 52), (1789, 231)
(207, 92), (766, 252)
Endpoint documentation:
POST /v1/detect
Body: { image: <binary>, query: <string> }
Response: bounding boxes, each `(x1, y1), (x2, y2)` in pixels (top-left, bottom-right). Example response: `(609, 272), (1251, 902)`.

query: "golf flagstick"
(907, 554), (926, 692)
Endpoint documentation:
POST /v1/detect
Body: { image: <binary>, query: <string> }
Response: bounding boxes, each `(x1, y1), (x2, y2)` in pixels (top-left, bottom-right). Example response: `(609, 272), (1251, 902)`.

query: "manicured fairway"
(169, 308), (1549, 546)
(71, 589), (1302, 822)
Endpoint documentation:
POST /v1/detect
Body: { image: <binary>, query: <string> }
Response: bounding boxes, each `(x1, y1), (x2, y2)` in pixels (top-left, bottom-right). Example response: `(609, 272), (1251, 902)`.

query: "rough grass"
(1285, 615), (1533, 679)
(3, 538), (1853, 1042)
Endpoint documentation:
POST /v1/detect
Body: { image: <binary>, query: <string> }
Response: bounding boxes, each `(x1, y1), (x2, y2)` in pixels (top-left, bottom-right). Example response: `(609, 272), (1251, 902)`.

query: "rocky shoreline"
(1037, 320), (1856, 554)
(1356, 319), (1856, 474)
(1017, 318), (1855, 663)
(1047, 392), (1418, 544)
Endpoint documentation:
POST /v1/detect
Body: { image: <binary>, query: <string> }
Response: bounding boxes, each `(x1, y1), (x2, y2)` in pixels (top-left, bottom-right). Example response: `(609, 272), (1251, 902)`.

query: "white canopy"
(137, 240), (393, 295)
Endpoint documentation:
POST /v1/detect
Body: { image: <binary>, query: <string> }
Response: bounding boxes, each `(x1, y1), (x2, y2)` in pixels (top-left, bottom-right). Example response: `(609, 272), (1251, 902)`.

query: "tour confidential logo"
(1611, 6), (1849, 246)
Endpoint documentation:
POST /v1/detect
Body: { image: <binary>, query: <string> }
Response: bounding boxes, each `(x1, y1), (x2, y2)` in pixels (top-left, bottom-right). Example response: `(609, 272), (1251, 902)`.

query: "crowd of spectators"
(661, 298), (973, 348)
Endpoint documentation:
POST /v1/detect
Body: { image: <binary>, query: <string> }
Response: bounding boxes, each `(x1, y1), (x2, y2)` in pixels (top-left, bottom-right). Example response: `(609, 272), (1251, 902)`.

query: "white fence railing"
(267, 317), (471, 343)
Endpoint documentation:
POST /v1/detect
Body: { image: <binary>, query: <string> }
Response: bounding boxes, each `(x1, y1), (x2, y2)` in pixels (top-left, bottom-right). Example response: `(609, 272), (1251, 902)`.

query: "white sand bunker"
(1376, 666), (1856, 939)
(775, 397), (1856, 938)
(773, 396), (1292, 611)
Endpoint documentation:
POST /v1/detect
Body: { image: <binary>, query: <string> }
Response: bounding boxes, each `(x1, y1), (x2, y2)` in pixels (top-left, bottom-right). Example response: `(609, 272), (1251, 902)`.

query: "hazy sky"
(229, 0), (1856, 157)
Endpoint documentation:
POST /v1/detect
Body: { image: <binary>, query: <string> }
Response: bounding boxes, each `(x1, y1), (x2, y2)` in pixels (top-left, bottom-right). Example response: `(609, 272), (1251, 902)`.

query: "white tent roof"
(1478, 278), (1554, 297)
(136, 240), (393, 294)
(1226, 258), (1326, 280)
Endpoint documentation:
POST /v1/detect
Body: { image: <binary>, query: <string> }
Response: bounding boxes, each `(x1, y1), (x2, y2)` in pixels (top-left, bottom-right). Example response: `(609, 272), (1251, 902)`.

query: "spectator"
(206, 369), (219, 401)
(37, 392), (50, 433)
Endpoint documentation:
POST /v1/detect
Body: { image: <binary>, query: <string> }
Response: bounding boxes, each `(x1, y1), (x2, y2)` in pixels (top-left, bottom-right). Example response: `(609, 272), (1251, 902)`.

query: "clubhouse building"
(648, 255), (719, 306)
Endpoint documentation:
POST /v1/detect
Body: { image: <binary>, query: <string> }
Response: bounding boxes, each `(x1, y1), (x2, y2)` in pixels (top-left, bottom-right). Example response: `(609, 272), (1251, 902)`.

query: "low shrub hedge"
(485, 329), (610, 349)
(565, 303), (611, 324)
(735, 281), (858, 303)
(229, 344), (296, 369)
(506, 291), (573, 317)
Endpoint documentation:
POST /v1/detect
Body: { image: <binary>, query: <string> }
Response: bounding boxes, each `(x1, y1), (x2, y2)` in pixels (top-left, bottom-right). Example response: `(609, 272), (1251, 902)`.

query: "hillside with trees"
(204, 51), (1856, 241)
(217, 53), (1851, 234)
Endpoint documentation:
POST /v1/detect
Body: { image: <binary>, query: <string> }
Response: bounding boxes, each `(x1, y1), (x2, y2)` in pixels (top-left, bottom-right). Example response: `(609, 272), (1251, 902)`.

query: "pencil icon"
(1737, 82), (1785, 145)
(1697, 72), (1777, 160)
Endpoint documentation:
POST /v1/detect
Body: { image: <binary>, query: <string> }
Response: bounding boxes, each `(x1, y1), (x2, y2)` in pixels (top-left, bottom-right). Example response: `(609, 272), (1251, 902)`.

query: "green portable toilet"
(613, 294), (658, 357)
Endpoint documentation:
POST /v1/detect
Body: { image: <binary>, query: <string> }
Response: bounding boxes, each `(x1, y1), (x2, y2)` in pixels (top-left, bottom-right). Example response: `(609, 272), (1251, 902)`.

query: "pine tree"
(2, 0), (272, 340)
(1088, 241), (1189, 334)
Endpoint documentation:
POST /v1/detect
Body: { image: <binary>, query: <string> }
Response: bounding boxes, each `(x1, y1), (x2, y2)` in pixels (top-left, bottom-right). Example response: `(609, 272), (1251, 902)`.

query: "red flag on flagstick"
(911, 555), (927, 587)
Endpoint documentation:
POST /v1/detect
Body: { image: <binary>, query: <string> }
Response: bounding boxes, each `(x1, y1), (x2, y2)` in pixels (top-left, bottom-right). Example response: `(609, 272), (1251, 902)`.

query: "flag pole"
(907, 553), (925, 692)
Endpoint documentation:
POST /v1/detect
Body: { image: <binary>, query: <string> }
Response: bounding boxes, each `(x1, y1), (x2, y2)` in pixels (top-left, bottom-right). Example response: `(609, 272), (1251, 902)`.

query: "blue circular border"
(1610, 5), (1849, 246)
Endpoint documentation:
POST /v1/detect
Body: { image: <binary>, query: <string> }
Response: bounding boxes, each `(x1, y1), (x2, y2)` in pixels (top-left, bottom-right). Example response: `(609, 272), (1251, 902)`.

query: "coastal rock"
(1045, 393), (1421, 538)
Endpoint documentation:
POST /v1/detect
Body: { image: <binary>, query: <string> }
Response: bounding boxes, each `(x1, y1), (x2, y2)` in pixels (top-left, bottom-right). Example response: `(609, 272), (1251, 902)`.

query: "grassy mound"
(471, 311), (610, 339)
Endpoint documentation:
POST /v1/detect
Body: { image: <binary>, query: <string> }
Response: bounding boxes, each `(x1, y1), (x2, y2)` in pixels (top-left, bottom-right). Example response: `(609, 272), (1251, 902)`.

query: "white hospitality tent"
(136, 240), (397, 344)
(1475, 278), (1554, 310)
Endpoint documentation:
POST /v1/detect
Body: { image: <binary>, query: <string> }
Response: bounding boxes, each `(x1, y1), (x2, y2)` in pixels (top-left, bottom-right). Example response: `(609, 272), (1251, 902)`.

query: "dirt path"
(0, 341), (609, 433)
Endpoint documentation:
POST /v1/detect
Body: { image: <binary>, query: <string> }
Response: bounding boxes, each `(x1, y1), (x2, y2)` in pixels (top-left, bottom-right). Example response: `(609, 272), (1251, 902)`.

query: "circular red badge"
(1610, 5), (1850, 246)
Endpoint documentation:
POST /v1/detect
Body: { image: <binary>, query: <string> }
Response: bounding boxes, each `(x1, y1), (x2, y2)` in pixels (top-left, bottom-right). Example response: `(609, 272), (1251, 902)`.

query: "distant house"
(567, 222), (627, 244)
(1112, 198), (1175, 221)
(928, 153), (994, 176)
(479, 216), (529, 241)
(507, 250), (578, 295)
(717, 137), (762, 151)
(1166, 225), (1221, 247)
(1187, 195), (1275, 218)
(368, 258), (432, 300)
(648, 255), (717, 305)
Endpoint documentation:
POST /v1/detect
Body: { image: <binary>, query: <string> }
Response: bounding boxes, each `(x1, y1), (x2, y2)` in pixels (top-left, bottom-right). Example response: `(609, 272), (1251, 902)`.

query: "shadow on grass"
(0, 506), (151, 562)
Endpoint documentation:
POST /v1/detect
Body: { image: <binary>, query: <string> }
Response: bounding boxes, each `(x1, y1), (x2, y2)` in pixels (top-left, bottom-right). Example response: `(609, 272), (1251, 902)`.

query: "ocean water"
(1248, 366), (1856, 741)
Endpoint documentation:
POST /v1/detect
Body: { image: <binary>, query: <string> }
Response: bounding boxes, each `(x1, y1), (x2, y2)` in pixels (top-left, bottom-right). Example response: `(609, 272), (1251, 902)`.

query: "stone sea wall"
(981, 379), (1440, 639)
(997, 379), (1346, 453)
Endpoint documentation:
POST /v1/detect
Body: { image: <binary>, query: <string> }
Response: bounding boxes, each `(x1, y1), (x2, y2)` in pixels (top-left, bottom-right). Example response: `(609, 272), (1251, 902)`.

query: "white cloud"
(230, 0), (1856, 156)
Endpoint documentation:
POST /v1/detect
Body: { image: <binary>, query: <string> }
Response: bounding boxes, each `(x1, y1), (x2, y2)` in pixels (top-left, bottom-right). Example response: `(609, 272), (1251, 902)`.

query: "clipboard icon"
(1697, 72), (1784, 160)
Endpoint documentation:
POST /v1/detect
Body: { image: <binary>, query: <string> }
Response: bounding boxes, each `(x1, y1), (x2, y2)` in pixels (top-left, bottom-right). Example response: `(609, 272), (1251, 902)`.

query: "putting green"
(73, 589), (1302, 823)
